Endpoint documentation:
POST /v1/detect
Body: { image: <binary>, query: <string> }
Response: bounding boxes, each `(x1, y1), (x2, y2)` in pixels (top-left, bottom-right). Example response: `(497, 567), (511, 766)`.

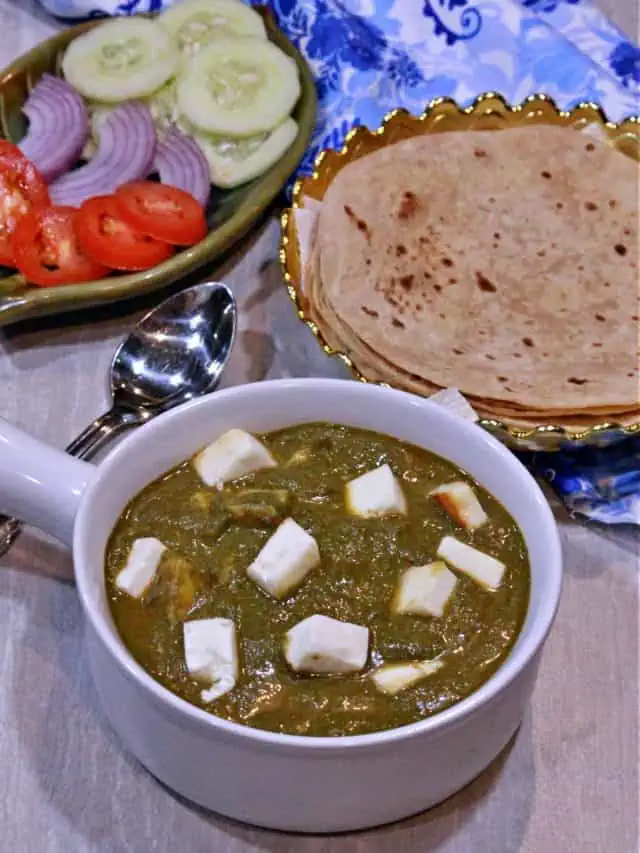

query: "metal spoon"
(0, 280), (237, 557)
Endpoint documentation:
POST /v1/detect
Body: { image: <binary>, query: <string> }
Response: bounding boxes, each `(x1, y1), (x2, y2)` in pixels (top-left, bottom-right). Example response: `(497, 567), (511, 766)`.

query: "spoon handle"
(65, 406), (141, 459)
(0, 407), (141, 559)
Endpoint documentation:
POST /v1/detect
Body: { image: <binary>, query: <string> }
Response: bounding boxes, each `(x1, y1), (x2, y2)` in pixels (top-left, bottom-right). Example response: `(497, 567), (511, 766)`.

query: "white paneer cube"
(393, 561), (457, 618)
(115, 537), (166, 598)
(284, 614), (369, 674)
(194, 428), (276, 487)
(247, 518), (320, 599)
(345, 463), (407, 518)
(431, 481), (488, 530)
(437, 535), (506, 591)
(371, 659), (444, 695)
(183, 617), (239, 703)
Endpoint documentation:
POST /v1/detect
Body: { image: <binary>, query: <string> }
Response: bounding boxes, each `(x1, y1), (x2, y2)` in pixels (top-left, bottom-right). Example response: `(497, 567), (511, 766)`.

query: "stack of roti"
(302, 125), (639, 430)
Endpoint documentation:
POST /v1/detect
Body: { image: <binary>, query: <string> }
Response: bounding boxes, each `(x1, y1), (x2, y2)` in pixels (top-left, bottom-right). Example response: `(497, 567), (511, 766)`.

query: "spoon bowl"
(111, 282), (237, 413)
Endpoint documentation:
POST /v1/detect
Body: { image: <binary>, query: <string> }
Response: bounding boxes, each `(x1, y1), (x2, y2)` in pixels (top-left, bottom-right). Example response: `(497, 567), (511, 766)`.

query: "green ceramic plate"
(0, 8), (316, 326)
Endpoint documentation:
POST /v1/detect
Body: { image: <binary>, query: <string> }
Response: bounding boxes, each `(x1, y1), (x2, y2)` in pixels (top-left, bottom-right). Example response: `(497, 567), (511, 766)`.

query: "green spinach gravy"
(106, 423), (530, 737)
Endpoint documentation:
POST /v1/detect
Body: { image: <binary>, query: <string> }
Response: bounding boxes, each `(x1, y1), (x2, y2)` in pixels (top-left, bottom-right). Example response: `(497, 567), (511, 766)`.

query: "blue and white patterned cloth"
(37, 0), (640, 525)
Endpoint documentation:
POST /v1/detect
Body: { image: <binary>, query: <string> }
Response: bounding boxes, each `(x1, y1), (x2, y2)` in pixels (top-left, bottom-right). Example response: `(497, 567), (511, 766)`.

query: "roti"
(309, 125), (639, 415)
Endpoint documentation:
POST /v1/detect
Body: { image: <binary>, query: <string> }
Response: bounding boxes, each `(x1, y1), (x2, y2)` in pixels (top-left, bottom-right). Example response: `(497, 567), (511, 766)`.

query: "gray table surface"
(1, 2), (638, 851)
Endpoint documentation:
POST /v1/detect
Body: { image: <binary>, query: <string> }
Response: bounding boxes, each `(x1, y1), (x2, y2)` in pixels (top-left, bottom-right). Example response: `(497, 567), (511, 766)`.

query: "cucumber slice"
(89, 103), (115, 139)
(80, 102), (115, 159)
(193, 118), (298, 188)
(176, 37), (300, 136)
(62, 18), (179, 102)
(160, 0), (267, 55)
(147, 81), (181, 134)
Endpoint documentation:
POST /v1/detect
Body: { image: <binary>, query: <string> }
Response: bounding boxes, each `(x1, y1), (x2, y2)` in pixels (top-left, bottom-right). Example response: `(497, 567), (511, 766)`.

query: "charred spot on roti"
(485, 354), (496, 360)
(595, 313), (606, 322)
(473, 148), (487, 158)
(442, 258), (454, 268)
(452, 348), (463, 355)
(396, 244), (407, 256)
(592, 342), (603, 347)
(399, 275), (414, 291)
(476, 272), (496, 292)
(361, 306), (379, 318)
(585, 142), (595, 152)
(556, 202), (564, 209)
(568, 377), (588, 385)
(541, 170), (552, 179)
(522, 337), (535, 347)
(493, 232), (501, 240)
(434, 284), (442, 292)
(585, 201), (598, 211)
(614, 243), (627, 256)
(392, 317), (405, 329)
(536, 250), (546, 258)
(448, 278), (457, 285)
(343, 204), (371, 241)
(397, 191), (418, 220)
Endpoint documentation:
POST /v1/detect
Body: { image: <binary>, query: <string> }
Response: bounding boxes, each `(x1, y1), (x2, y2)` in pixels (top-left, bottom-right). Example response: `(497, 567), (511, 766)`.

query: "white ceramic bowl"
(0, 379), (562, 832)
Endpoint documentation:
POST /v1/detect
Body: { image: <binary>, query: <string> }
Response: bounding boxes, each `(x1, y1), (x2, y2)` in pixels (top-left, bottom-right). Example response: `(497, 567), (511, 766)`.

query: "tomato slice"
(75, 195), (175, 271)
(115, 182), (207, 247)
(0, 141), (50, 266)
(12, 206), (111, 287)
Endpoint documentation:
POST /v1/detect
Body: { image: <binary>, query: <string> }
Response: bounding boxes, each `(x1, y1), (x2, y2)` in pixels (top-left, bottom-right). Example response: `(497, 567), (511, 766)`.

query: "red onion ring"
(18, 73), (89, 183)
(153, 127), (211, 208)
(50, 102), (156, 208)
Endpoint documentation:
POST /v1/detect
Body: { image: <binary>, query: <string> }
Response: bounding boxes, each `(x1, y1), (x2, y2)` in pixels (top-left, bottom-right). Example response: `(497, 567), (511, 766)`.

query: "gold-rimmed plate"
(280, 93), (640, 451)
(0, 6), (316, 326)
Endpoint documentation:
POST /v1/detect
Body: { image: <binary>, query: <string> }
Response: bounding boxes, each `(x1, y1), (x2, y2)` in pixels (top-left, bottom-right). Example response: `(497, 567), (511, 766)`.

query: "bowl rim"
(74, 378), (563, 751)
(279, 92), (640, 449)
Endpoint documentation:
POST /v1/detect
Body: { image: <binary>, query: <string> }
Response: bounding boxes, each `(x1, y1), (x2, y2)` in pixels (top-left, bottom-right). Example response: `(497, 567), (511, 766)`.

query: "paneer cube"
(392, 561), (457, 618)
(183, 617), (239, 703)
(194, 428), (276, 487)
(247, 518), (320, 599)
(437, 535), (506, 591)
(284, 614), (369, 674)
(431, 481), (488, 530)
(115, 537), (166, 598)
(371, 659), (444, 695)
(345, 463), (407, 518)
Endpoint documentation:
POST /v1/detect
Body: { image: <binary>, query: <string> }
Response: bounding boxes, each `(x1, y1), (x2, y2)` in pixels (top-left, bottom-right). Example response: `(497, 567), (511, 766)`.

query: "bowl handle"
(0, 418), (94, 547)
